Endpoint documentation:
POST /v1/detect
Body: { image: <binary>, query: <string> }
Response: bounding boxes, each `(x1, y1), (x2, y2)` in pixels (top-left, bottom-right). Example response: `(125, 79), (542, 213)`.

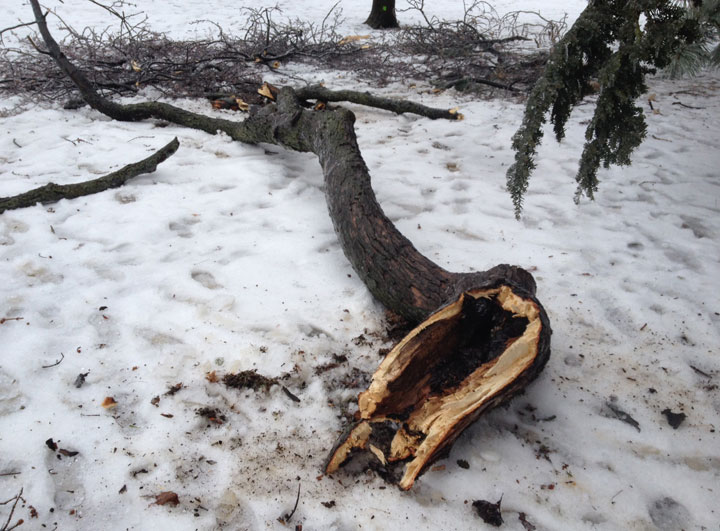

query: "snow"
(1, 1), (719, 530)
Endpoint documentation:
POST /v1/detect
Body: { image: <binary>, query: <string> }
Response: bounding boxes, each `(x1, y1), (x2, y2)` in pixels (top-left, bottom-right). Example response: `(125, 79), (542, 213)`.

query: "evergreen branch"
(575, 48), (647, 202)
(506, 0), (700, 217)
(506, 2), (614, 217)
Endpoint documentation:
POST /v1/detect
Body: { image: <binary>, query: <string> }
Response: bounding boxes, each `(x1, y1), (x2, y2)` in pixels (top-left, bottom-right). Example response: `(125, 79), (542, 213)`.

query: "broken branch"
(295, 85), (463, 120)
(0, 138), (179, 214)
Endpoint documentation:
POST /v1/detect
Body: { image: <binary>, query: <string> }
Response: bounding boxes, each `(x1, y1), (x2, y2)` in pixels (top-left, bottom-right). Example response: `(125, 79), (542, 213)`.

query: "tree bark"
(365, 0), (399, 29)
(28, 0), (552, 490)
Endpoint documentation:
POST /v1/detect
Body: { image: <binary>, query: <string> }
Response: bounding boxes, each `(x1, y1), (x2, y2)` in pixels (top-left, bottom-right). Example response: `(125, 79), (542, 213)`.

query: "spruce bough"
(507, 0), (701, 217)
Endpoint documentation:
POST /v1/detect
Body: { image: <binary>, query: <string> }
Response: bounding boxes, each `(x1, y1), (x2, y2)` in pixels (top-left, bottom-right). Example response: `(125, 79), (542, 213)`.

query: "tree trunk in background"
(365, 0), (398, 29)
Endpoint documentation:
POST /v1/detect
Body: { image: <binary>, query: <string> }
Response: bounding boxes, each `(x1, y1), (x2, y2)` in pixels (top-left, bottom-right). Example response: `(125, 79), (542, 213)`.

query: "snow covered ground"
(1, 1), (719, 530)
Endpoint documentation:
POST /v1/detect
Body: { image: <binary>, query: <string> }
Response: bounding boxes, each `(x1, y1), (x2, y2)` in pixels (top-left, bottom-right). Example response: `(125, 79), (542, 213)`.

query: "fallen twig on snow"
(41, 352), (65, 369)
(0, 488), (24, 531)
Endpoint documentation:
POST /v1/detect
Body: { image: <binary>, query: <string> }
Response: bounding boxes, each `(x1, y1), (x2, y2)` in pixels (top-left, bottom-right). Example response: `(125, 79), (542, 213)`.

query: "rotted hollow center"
(325, 285), (543, 490)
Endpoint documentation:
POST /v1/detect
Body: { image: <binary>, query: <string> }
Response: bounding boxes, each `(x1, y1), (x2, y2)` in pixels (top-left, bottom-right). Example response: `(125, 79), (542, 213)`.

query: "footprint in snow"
(44, 445), (85, 511)
(191, 270), (222, 290)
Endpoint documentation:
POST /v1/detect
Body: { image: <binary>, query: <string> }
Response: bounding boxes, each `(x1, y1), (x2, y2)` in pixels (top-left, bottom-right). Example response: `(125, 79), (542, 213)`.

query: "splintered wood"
(326, 286), (546, 489)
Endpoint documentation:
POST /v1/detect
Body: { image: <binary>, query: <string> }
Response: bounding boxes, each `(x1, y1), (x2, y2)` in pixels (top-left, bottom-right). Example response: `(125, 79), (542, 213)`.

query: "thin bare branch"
(0, 19), (38, 44)
(0, 488), (23, 531)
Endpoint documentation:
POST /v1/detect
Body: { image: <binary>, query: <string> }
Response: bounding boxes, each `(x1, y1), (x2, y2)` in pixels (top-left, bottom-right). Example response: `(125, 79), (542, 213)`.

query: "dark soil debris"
(457, 459), (470, 469)
(535, 444), (552, 462)
(472, 497), (504, 527)
(662, 408), (686, 429)
(519, 512), (536, 530)
(384, 309), (414, 341)
(164, 382), (183, 396)
(58, 448), (79, 457)
(321, 500), (336, 508)
(73, 372), (89, 388)
(196, 407), (227, 424)
(314, 353), (349, 375)
(338, 367), (371, 389)
(352, 333), (372, 347)
(223, 370), (278, 391)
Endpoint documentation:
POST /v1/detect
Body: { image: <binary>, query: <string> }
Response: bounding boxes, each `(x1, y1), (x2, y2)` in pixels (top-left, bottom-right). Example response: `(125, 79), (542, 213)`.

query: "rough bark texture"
(29, 0), (552, 489)
(365, 0), (399, 29)
(0, 138), (178, 214)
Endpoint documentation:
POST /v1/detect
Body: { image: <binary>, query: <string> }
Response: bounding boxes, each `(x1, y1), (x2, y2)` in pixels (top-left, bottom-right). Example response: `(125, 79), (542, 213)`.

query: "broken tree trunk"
(29, 0), (552, 490)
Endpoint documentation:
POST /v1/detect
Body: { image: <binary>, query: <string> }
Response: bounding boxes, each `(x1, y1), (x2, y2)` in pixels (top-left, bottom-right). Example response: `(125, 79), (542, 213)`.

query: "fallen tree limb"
(29, 0), (551, 490)
(210, 84), (463, 120)
(0, 138), (179, 214)
(295, 85), (463, 120)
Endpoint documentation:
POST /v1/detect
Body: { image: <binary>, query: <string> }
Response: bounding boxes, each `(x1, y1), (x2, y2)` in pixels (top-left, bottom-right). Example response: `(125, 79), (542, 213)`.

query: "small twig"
(0, 472), (21, 477)
(281, 386), (301, 403)
(25, 35), (51, 55)
(282, 482), (301, 522)
(605, 401), (640, 432)
(42, 352), (65, 368)
(671, 101), (705, 110)
(86, 0), (135, 38)
(1, 487), (23, 531)
(320, 1), (342, 36)
(690, 365), (712, 379)
(0, 19), (38, 44)
(0, 317), (24, 325)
